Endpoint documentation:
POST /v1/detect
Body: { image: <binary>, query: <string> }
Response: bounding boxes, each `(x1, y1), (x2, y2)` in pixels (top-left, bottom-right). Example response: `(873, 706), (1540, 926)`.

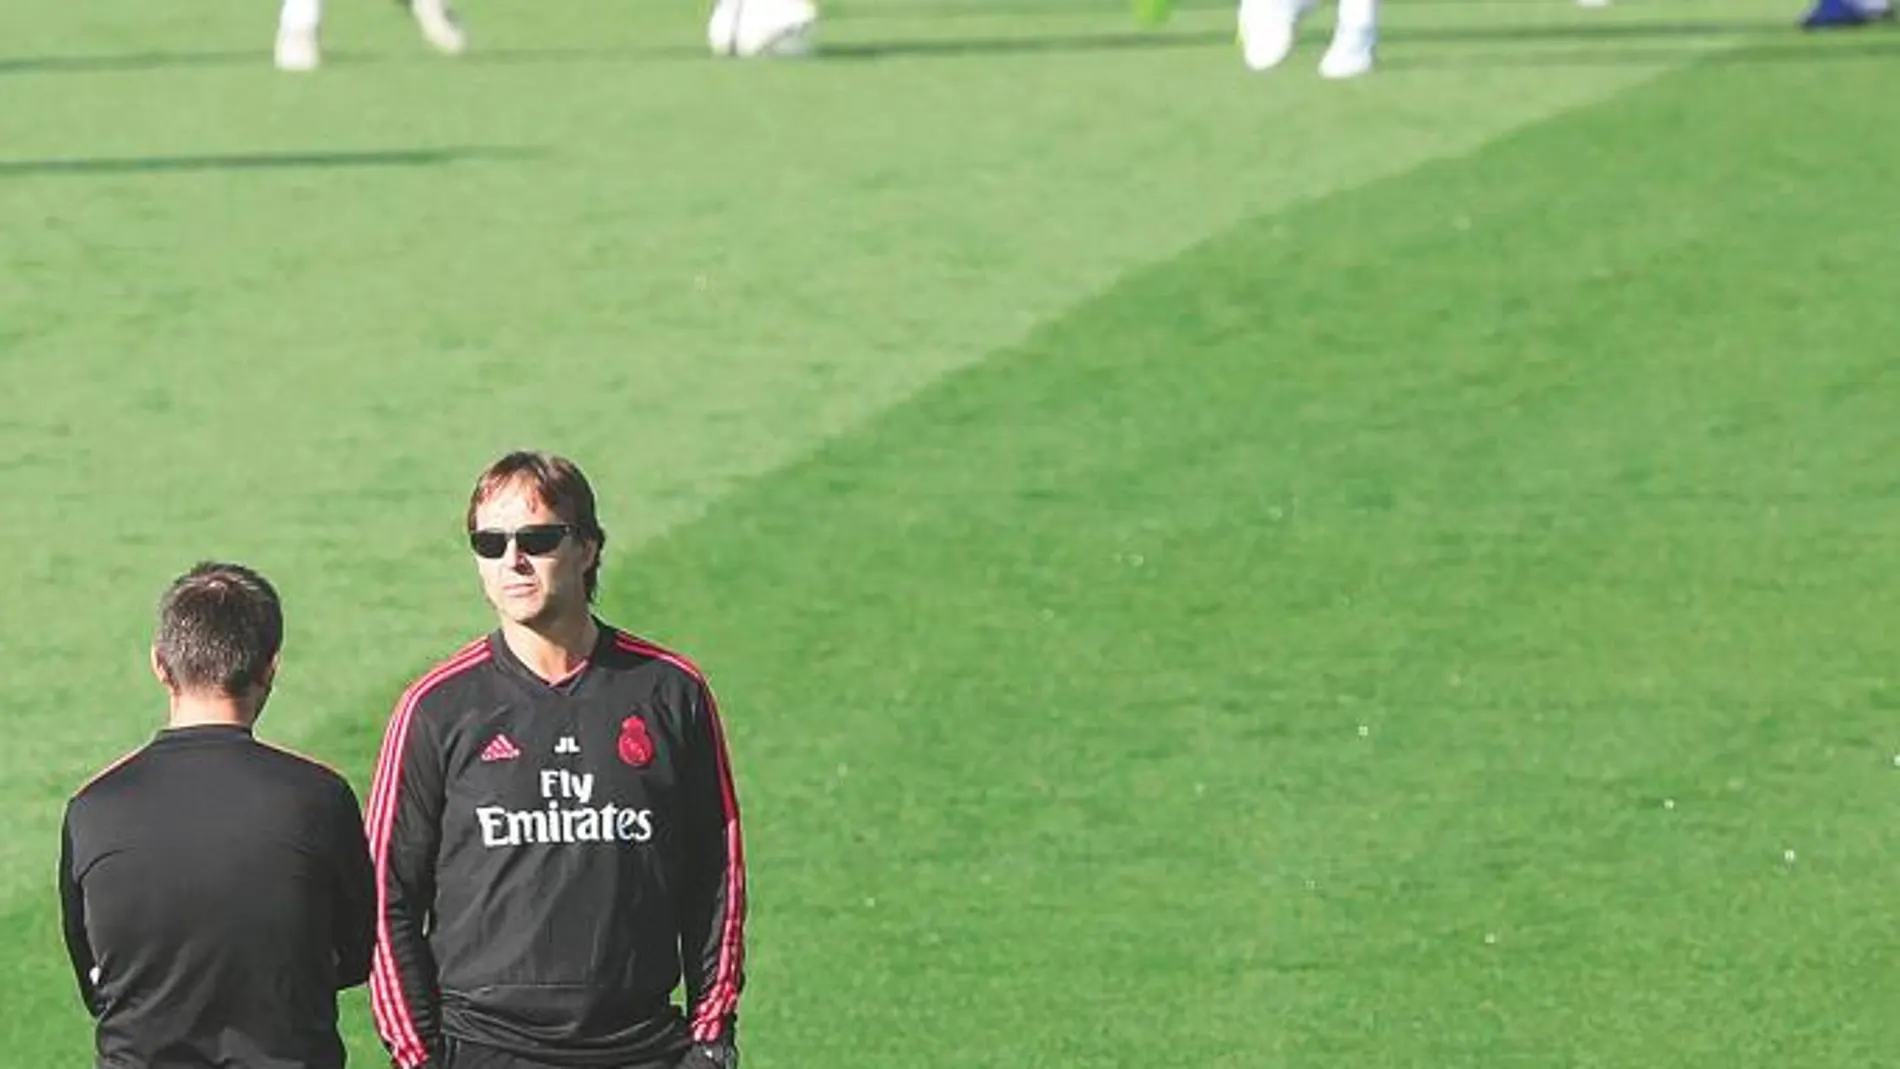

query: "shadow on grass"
(0, 49), (257, 75)
(1385, 26), (1900, 70)
(0, 146), (537, 178)
(0, 45), (687, 76)
(817, 27), (1226, 57)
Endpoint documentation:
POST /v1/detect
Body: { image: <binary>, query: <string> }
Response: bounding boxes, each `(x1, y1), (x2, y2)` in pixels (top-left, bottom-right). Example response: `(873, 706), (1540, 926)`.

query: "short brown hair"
(154, 562), (284, 697)
(466, 451), (608, 600)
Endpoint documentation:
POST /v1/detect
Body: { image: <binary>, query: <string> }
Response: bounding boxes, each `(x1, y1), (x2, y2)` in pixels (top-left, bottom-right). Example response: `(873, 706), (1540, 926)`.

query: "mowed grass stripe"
(575, 45), (1897, 1069)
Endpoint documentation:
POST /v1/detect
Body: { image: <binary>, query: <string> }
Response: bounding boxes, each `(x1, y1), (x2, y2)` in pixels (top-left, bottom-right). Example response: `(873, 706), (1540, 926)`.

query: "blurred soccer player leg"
(275, 0), (321, 70)
(409, 0), (469, 54)
(1318, 0), (1376, 78)
(1238, 0), (1314, 71)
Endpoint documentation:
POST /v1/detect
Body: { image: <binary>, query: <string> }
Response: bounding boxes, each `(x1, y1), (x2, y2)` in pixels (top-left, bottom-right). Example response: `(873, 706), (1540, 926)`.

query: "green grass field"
(4, 0), (1899, 1064)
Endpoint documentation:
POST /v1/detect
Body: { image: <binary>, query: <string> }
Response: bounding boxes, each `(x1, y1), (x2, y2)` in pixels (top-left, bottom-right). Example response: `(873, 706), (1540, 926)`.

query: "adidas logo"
(479, 734), (522, 762)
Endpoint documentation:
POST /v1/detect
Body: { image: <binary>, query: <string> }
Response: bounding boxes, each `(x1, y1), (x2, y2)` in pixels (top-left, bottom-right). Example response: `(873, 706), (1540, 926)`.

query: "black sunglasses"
(469, 523), (580, 560)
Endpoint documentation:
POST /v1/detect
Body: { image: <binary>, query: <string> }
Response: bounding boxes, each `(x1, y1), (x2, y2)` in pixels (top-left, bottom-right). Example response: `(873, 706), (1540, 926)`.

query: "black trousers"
(443, 1037), (684, 1069)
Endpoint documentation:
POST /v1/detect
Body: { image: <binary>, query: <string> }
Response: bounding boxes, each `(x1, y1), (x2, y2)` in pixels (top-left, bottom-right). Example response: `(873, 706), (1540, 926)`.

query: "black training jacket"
(367, 625), (747, 1069)
(59, 724), (375, 1069)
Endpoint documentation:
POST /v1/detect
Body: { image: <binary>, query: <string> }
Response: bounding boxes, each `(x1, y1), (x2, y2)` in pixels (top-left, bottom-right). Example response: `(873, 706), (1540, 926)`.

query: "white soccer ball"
(707, 0), (819, 58)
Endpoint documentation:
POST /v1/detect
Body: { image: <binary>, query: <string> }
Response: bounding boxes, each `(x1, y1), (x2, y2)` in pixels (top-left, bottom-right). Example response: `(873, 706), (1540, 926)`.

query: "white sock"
(1852, 0), (1890, 13)
(280, 0), (321, 33)
(1336, 0), (1377, 33)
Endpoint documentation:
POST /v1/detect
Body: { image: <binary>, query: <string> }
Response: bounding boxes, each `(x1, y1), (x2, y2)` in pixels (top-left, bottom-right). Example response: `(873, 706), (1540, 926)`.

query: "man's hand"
(679, 1040), (740, 1069)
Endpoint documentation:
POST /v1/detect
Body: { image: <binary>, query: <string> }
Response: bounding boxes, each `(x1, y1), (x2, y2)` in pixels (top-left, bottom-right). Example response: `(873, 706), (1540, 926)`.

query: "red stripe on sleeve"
(690, 685), (747, 1042)
(366, 640), (489, 1069)
(612, 633), (747, 1043)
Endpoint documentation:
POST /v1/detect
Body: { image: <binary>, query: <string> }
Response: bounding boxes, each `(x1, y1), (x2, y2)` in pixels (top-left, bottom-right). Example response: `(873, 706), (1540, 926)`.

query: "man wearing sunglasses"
(367, 451), (746, 1069)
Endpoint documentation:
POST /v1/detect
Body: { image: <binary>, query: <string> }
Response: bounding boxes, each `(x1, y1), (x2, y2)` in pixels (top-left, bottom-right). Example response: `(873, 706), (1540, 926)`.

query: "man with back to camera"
(368, 450), (748, 1069)
(58, 561), (376, 1069)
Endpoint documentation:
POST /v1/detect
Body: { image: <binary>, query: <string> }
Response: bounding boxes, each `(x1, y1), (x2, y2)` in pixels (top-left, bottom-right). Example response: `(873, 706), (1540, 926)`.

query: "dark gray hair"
(154, 562), (284, 696)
